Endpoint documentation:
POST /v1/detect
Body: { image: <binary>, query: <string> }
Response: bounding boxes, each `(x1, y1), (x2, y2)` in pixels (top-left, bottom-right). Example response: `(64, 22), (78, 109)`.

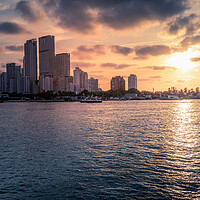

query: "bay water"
(0, 100), (199, 199)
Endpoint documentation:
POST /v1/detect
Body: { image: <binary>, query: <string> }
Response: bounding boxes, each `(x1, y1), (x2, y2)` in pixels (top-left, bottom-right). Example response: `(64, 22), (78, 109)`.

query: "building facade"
(6, 63), (22, 93)
(128, 74), (137, 90)
(55, 53), (70, 77)
(39, 35), (55, 76)
(88, 77), (98, 92)
(73, 67), (88, 93)
(39, 35), (55, 91)
(0, 72), (7, 93)
(24, 38), (38, 94)
(111, 76), (125, 91)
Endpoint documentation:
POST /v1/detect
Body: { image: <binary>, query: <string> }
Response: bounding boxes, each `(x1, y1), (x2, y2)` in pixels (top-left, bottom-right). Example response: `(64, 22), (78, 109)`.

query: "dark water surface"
(0, 100), (199, 199)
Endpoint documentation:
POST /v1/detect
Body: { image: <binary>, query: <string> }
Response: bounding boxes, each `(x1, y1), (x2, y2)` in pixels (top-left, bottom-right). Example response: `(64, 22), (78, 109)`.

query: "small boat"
(0, 100), (4, 103)
(80, 97), (102, 103)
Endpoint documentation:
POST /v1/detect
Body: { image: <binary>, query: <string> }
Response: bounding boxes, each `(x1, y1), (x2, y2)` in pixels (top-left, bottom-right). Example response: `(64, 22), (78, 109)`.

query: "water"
(0, 100), (199, 199)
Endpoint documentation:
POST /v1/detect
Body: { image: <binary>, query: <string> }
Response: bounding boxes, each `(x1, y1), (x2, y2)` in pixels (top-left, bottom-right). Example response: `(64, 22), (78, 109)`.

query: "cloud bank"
(38, 0), (188, 33)
(0, 22), (28, 34)
(16, 1), (44, 23)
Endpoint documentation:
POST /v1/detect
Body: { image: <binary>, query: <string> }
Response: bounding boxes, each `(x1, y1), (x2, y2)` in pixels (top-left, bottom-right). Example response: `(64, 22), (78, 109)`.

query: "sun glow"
(167, 49), (198, 71)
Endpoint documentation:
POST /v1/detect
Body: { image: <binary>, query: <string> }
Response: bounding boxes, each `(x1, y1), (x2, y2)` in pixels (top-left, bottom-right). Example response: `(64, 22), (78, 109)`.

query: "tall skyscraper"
(39, 35), (55, 76)
(128, 74), (137, 90)
(111, 76), (125, 91)
(55, 53), (70, 77)
(24, 38), (37, 93)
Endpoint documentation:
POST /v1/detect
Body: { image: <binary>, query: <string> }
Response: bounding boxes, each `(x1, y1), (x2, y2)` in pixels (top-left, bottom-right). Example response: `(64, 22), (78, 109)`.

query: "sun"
(166, 49), (198, 71)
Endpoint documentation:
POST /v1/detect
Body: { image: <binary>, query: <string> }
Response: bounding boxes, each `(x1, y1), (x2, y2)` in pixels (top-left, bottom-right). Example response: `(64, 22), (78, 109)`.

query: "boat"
(0, 100), (4, 103)
(159, 94), (179, 100)
(80, 96), (102, 103)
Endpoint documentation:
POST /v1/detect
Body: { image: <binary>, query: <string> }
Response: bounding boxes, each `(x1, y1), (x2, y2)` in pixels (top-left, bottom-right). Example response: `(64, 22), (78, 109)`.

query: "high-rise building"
(55, 53), (70, 77)
(6, 63), (16, 92)
(73, 67), (88, 93)
(111, 76), (125, 91)
(128, 74), (137, 90)
(39, 35), (55, 92)
(88, 77), (98, 92)
(6, 63), (22, 93)
(39, 35), (55, 76)
(0, 72), (7, 93)
(24, 38), (38, 93)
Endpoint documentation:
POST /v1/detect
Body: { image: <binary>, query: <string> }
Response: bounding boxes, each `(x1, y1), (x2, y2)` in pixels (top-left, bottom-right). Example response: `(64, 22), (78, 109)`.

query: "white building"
(128, 74), (137, 90)
(73, 67), (88, 93)
(40, 76), (53, 92)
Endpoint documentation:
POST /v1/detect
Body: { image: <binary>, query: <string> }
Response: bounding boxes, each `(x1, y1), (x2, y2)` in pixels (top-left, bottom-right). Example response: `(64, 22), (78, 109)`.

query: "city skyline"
(0, 34), (138, 94)
(1, 1), (200, 91)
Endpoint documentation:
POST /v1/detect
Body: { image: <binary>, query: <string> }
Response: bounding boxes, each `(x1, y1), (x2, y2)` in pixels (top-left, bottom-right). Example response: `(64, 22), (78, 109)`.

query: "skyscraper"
(111, 76), (125, 91)
(6, 63), (22, 93)
(6, 63), (16, 92)
(73, 67), (88, 93)
(128, 74), (137, 90)
(55, 53), (70, 77)
(0, 72), (7, 93)
(24, 38), (37, 93)
(39, 35), (55, 76)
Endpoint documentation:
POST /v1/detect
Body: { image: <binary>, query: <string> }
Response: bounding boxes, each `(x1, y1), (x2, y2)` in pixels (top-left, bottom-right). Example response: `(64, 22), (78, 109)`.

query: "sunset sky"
(1, 0), (200, 91)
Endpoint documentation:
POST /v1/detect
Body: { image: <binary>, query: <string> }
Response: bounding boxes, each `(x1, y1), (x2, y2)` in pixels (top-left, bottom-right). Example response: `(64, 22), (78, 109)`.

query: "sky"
(1, 0), (200, 91)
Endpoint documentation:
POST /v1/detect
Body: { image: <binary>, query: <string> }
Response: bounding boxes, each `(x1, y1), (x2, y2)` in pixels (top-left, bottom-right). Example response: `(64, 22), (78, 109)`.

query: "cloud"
(77, 45), (105, 54)
(101, 63), (134, 69)
(135, 45), (171, 58)
(0, 22), (28, 34)
(162, 13), (199, 36)
(5, 45), (23, 51)
(179, 35), (200, 50)
(110, 45), (134, 56)
(140, 66), (176, 70)
(72, 45), (106, 59)
(16, 1), (44, 23)
(177, 80), (185, 83)
(190, 57), (200, 62)
(38, 0), (188, 33)
(89, 74), (106, 80)
(39, 0), (96, 33)
(139, 75), (162, 81)
(150, 76), (162, 79)
(71, 62), (96, 68)
(90, 70), (103, 73)
(170, 34), (200, 52)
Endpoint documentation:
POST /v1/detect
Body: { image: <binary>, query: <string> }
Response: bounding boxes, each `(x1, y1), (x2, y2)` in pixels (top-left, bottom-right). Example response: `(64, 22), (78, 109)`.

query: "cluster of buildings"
(110, 74), (137, 91)
(0, 35), (100, 94)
